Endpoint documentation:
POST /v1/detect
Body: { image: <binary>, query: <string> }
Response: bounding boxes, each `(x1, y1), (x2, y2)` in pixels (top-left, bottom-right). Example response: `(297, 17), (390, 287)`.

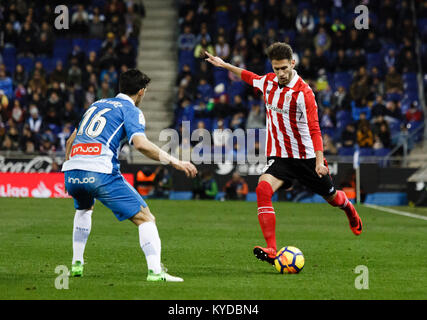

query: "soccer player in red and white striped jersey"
(205, 43), (362, 265)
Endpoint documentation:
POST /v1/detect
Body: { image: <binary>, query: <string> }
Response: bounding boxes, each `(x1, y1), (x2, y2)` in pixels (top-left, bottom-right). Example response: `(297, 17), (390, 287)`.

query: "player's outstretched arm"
(204, 51), (245, 79)
(132, 135), (197, 178)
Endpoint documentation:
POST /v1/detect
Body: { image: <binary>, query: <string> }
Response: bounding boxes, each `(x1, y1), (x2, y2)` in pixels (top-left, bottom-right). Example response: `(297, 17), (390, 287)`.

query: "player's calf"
(326, 190), (362, 235)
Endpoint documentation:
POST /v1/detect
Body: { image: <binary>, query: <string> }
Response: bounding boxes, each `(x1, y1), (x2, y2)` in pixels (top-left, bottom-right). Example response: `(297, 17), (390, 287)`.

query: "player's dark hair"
(119, 69), (151, 95)
(266, 42), (293, 61)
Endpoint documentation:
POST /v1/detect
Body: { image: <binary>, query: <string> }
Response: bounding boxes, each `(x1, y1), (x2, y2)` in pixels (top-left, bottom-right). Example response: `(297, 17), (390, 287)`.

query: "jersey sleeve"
(241, 70), (267, 92)
(303, 87), (323, 152)
(123, 106), (146, 145)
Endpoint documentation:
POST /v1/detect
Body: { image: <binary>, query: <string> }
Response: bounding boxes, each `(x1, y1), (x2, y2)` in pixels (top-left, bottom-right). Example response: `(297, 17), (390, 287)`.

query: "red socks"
(256, 181), (276, 251)
(328, 190), (357, 224)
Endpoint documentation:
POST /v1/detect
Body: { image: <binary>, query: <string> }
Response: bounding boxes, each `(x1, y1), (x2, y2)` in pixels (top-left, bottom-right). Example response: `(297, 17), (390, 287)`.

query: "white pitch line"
(364, 204), (427, 221)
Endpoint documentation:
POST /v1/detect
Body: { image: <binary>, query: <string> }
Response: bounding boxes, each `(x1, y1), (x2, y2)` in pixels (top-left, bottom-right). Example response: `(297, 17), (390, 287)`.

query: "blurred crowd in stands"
(0, 0), (145, 154)
(174, 0), (427, 161)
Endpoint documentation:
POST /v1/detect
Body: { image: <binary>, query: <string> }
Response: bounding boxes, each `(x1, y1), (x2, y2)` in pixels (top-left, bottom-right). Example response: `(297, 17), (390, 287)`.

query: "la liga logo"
(0, 173), (70, 198)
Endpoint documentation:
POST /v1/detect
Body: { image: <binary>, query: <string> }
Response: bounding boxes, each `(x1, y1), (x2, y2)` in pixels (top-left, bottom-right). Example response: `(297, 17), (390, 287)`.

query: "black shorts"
(262, 157), (336, 198)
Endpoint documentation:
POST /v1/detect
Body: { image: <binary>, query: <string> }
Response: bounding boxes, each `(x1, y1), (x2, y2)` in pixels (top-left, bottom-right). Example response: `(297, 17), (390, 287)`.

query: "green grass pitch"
(1, 198), (426, 300)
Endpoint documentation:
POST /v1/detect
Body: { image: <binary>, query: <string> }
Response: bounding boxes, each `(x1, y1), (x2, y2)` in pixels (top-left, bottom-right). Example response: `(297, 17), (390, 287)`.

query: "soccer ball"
(274, 246), (305, 274)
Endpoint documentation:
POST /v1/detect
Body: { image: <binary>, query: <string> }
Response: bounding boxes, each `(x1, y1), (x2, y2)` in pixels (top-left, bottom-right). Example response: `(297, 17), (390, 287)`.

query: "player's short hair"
(119, 69), (151, 95)
(266, 42), (293, 61)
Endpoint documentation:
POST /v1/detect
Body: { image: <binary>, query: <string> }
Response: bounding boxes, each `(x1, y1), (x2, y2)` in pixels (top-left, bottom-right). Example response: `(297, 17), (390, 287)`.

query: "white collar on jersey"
(116, 93), (135, 106)
(274, 70), (299, 88)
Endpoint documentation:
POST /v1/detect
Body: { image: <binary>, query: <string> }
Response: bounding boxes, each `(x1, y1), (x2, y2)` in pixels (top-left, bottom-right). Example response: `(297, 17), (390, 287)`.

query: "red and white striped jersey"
(242, 70), (323, 159)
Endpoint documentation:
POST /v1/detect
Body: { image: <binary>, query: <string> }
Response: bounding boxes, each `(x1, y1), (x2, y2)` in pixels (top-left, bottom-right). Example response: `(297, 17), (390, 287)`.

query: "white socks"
(138, 221), (162, 274)
(72, 209), (93, 265)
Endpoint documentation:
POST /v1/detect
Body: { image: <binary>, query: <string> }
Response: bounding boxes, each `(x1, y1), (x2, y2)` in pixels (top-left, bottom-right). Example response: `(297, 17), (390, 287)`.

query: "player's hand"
(173, 160), (198, 178)
(315, 164), (329, 178)
(205, 51), (226, 68)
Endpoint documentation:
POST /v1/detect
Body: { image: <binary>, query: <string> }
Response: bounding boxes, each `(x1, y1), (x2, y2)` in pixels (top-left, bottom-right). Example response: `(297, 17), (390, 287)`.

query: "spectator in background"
(152, 167), (173, 199)
(377, 123), (392, 149)
(323, 133), (337, 155)
(246, 102), (265, 129)
(357, 119), (374, 148)
(280, 0), (298, 31)
(13, 64), (28, 87)
(350, 66), (371, 101)
(178, 25), (196, 52)
(0, 68), (13, 99)
(296, 8), (314, 33)
(71, 4), (89, 36)
(385, 66), (403, 94)
(405, 102), (423, 123)
(89, 12), (105, 38)
(341, 123), (357, 148)
(224, 172), (249, 200)
(333, 49), (350, 73)
(194, 37), (215, 62)
(215, 35), (231, 62)
(313, 27), (331, 52)
(27, 104), (42, 134)
(213, 93), (230, 120)
(192, 170), (218, 200)
(331, 86), (351, 111)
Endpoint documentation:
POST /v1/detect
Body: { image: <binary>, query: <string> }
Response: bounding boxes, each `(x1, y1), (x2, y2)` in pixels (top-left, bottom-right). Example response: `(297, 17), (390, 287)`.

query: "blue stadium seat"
(366, 53), (382, 70)
(72, 38), (88, 51)
(2, 47), (16, 59)
(178, 50), (195, 72)
(213, 68), (228, 86)
(3, 53), (16, 73)
(364, 192), (407, 206)
(215, 11), (230, 29)
(87, 38), (103, 53)
(338, 147), (354, 156)
(228, 81), (246, 101)
(373, 148), (391, 167)
(336, 110), (352, 129)
(35, 57), (54, 73)
(333, 72), (352, 90)
(359, 147), (374, 157)
(17, 57), (34, 72)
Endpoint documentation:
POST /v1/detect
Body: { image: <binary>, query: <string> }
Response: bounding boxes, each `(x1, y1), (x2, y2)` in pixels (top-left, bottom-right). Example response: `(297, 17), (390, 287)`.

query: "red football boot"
(253, 246), (277, 265)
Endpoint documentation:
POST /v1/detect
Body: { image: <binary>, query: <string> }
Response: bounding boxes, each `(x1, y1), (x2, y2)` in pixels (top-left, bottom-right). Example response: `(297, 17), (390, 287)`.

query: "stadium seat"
(2, 53), (16, 73)
(338, 147), (355, 156)
(87, 38), (103, 54)
(359, 147), (374, 157)
(215, 11), (230, 30)
(72, 38), (88, 51)
(213, 68), (228, 87)
(17, 57), (34, 72)
(373, 148), (391, 167)
(35, 57), (54, 73)
(2, 46), (16, 60)
(333, 72), (352, 90)
(366, 53), (382, 70)
(364, 192), (407, 206)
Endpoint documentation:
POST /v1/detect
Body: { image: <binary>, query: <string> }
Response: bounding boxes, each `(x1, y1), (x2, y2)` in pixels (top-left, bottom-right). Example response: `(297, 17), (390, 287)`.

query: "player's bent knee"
(130, 206), (156, 225)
